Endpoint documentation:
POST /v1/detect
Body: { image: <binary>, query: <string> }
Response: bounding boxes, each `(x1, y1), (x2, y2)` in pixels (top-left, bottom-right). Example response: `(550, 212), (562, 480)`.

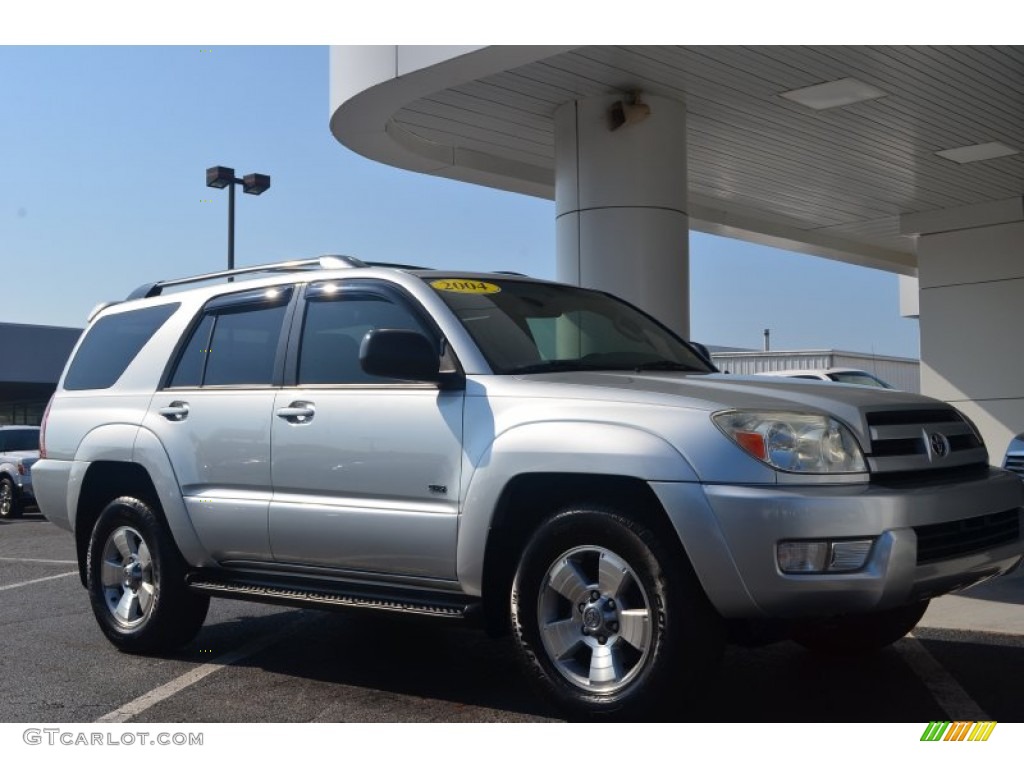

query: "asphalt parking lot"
(4, 512), (1024, 724)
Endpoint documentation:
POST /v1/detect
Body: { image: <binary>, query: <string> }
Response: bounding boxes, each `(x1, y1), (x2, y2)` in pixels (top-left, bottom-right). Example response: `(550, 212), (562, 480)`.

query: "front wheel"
(86, 496), (209, 653)
(0, 478), (22, 519)
(511, 507), (723, 719)
(792, 600), (930, 655)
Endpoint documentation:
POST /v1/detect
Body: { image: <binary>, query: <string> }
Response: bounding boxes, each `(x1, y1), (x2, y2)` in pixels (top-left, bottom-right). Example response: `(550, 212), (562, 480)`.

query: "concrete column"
(554, 96), (690, 338)
(901, 198), (1024, 460)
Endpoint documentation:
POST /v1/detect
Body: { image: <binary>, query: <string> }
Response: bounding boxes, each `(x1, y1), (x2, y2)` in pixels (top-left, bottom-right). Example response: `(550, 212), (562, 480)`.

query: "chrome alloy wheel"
(537, 546), (653, 694)
(0, 482), (11, 517)
(100, 525), (155, 628)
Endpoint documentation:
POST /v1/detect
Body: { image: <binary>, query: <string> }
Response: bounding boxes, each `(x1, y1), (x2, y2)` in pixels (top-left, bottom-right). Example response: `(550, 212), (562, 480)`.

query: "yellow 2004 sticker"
(430, 279), (502, 294)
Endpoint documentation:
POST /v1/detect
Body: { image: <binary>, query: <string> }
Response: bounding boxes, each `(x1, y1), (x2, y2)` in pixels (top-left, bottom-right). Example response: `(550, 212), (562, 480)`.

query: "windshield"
(2, 429), (39, 452)
(426, 278), (714, 375)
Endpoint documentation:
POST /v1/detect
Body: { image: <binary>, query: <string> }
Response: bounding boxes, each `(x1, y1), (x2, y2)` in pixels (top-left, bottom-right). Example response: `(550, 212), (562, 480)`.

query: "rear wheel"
(86, 496), (209, 653)
(792, 600), (930, 655)
(511, 506), (723, 719)
(0, 478), (22, 519)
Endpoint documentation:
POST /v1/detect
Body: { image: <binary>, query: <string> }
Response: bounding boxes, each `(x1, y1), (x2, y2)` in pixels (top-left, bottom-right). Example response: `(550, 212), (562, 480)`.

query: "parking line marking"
(898, 634), (989, 721)
(0, 571), (78, 592)
(96, 613), (311, 723)
(0, 557), (78, 565)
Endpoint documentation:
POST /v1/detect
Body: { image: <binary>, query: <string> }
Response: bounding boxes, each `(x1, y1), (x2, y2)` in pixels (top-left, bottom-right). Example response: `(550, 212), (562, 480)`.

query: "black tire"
(510, 506), (724, 720)
(85, 496), (209, 653)
(0, 477), (23, 519)
(792, 600), (930, 655)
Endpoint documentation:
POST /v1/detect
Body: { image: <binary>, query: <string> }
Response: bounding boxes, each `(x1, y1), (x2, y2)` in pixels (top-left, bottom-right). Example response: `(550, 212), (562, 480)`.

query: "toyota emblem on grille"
(929, 432), (950, 458)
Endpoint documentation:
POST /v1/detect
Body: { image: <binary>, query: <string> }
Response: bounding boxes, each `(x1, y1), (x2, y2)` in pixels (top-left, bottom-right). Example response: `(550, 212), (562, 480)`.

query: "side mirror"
(359, 329), (441, 382)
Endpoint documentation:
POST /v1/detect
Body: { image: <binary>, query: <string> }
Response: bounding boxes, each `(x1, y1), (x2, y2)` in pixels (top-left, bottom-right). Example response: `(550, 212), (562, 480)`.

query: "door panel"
(146, 286), (292, 563)
(144, 390), (276, 562)
(269, 387), (463, 578)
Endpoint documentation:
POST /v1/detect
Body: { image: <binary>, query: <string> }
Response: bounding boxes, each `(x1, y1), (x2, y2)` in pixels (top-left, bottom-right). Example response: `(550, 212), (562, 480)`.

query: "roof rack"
(364, 261), (428, 270)
(125, 254), (375, 300)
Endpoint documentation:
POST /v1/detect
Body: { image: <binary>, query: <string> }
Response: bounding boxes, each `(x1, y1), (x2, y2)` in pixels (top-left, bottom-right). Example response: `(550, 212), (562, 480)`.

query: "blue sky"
(0, 46), (920, 357)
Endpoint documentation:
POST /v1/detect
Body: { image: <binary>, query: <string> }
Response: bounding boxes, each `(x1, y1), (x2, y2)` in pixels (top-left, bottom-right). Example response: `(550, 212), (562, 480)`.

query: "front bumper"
(652, 468), (1024, 619)
(15, 475), (34, 503)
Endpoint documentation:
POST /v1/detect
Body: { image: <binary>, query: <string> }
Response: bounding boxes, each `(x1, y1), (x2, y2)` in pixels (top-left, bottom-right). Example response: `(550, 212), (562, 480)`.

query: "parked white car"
(0, 425), (40, 519)
(757, 368), (895, 389)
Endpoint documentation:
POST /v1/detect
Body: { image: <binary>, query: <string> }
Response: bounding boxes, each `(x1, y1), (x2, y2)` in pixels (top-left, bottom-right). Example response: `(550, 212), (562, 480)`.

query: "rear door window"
(166, 288), (292, 388)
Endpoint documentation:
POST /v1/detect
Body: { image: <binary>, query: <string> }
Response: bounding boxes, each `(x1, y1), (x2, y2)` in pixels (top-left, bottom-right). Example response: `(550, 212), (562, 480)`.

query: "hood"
(498, 371), (948, 445)
(2, 450), (39, 467)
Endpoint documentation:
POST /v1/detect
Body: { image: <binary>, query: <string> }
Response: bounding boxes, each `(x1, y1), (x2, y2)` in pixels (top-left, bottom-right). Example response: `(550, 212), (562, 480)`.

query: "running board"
(187, 574), (478, 619)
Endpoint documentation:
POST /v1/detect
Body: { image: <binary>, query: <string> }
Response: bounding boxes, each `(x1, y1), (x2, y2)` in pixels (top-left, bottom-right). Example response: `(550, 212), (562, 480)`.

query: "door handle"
(276, 401), (315, 424)
(158, 401), (190, 421)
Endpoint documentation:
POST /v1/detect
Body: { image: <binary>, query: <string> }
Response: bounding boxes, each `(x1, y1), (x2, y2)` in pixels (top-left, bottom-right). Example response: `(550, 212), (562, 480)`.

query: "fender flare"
(456, 420), (698, 594)
(65, 423), (139, 532)
(67, 423), (214, 568)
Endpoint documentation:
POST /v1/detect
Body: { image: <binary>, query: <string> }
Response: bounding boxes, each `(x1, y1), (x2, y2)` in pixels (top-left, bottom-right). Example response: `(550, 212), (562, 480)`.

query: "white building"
(328, 46), (1024, 458)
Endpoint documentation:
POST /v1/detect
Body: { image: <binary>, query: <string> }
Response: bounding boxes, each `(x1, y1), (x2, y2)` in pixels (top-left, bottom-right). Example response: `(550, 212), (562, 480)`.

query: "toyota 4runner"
(33, 255), (1024, 718)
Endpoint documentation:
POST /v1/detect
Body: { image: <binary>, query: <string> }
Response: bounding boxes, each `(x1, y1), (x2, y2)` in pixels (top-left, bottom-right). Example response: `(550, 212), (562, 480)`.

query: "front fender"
(456, 421), (698, 594)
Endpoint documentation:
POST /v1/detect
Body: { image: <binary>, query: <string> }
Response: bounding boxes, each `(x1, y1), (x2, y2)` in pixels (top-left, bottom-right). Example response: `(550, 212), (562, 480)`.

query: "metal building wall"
(0, 323), (81, 424)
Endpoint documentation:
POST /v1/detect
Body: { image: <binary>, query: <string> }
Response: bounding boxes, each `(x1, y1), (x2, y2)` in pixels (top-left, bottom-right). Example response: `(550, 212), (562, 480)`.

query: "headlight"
(713, 410), (867, 474)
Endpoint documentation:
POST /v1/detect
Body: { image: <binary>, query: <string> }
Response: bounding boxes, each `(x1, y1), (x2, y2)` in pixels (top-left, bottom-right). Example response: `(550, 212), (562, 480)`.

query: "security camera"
(609, 92), (651, 131)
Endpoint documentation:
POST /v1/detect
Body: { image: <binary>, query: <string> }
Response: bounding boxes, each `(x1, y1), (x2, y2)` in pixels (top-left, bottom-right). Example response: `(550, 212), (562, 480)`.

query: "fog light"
(829, 539), (874, 572)
(778, 541), (828, 573)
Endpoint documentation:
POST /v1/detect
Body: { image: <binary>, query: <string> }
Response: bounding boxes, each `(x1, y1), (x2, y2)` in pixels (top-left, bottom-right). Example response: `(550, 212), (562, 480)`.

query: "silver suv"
(33, 256), (1024, 718)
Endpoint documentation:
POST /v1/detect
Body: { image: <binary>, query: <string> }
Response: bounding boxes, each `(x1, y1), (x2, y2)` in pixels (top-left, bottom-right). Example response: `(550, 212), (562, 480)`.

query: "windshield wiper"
(507, 361), (615, 375)
(632, 360), (703, 373)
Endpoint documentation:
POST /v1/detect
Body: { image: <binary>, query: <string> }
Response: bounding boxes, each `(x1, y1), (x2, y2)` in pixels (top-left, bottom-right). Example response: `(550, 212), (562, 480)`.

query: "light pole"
(205, 166), (271, 274)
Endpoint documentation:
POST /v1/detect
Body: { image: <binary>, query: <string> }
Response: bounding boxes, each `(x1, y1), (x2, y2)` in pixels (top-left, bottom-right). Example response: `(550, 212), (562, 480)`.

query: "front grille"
(870, 438), (925, 458)
(915, 509), (1020, 565)
(867, 409), (963, 427)
(865, 407), (987, 475)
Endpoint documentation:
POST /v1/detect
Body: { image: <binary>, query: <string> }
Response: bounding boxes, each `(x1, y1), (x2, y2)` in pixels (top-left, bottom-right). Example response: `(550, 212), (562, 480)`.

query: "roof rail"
(364, 261), (428, 270)
(125, 254), (368, 300)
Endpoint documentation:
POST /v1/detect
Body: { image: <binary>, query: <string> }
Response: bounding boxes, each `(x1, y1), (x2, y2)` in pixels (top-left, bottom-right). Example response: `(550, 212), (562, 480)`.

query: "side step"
(187, 573), (478, 620)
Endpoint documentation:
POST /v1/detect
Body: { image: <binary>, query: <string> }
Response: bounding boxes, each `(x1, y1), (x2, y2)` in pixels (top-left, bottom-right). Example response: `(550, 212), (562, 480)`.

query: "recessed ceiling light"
(935, 142), (1020, 164)
(780, 78), (887, 110)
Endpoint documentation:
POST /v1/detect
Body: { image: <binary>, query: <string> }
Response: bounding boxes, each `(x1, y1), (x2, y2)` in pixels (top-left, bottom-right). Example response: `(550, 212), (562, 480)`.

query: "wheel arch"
(74, 461), (161, 587)
(71, 427), (215, 586)
(457, 420), (698, 601)
(478, 472), (694, 636)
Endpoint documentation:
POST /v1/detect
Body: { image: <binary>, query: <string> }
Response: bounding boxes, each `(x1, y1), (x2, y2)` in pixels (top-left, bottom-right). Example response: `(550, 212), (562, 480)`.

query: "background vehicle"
(756, 368), (895, 388)
(0, 425), (40, 519)
(1004, 434), (1024, 480)
(32, 256), (1024, 718)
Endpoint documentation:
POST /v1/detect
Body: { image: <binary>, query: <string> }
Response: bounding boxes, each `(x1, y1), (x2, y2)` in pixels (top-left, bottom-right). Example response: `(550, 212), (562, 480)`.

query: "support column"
(902, 198), (1024, 459)
(554, 96), (690, 338)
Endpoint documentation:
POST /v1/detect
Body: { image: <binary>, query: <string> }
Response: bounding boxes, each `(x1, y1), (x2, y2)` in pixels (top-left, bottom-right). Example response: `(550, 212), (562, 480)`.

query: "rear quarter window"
(64, 304), (180, 390)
